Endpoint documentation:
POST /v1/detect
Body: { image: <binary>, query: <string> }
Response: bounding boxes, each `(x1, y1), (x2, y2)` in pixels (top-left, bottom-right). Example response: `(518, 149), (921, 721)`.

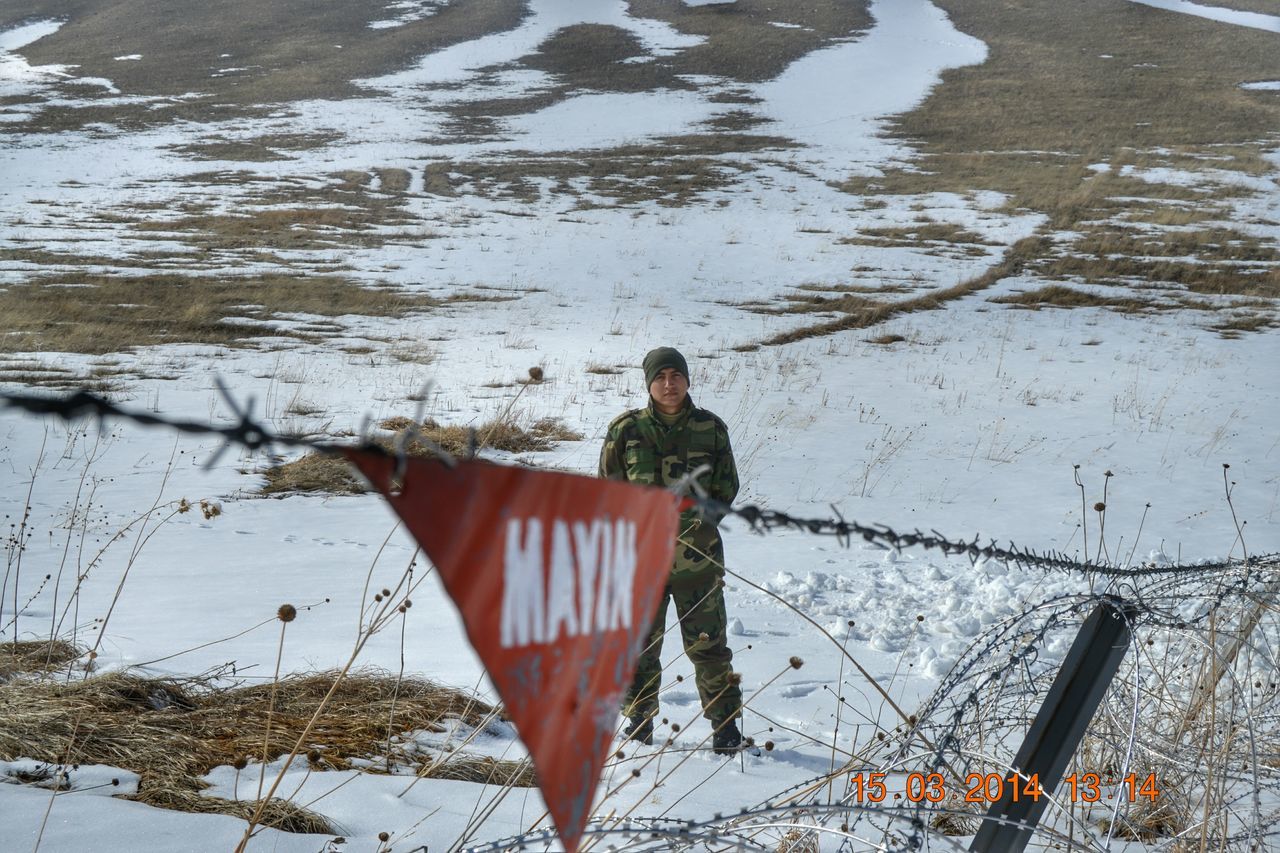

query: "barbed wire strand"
(2, 389), (1269, 581)
(5, 388), (1280, 852)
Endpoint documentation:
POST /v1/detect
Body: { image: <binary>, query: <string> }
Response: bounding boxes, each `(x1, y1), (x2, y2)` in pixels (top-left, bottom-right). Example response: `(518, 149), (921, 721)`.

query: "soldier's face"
(649, 367), (689, 414)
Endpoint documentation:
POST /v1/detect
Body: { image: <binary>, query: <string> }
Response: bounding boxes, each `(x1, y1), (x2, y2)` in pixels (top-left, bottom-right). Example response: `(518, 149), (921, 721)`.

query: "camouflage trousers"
(623, 574), (741, 726)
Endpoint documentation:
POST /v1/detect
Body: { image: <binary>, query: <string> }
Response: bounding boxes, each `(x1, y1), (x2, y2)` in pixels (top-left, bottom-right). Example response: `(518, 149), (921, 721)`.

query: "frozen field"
(1, 0), (1278, 850)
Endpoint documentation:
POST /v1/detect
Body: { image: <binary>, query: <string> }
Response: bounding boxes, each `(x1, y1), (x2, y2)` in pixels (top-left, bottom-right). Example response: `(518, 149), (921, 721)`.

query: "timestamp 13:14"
(1064, 772), (1161, 803)
(848, 771), (1161, 804)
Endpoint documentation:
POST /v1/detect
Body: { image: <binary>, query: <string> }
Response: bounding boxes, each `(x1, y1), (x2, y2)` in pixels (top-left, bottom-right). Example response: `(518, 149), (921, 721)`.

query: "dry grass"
(757, 235), (1050, 346)
(625, 0), (872, 83)
(422, 142), (790, 207)
(259, 451), (369, 497)
(167, 133), (342, 162)
(4, 0), (526, 128)
(436, 0), (871, 142)
(1032, 225), (1280, 299)
(1212, 312), (1276, 338)
(134, 201), (413, 252)
(886, 0), (1280, 178)
(0, 272), (439, 355)
(0, 639), (84, 681)
(826, 0), (1280, 330)
(839, 222), (998, 251)
(0, 653), (533, 832)
(988, 284), (1155, 313)
(518, 24), (694, 94)
(261, 417), (584, 495)
(1037, 254), (1279, 299)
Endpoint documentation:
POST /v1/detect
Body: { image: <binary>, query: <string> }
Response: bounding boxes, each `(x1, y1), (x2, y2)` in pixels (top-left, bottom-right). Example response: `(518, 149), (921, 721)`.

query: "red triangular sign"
(344, 450), (678, 852)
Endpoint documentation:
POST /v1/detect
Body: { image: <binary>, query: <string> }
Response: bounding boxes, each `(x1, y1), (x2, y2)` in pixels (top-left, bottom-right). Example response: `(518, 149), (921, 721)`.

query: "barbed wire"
(4, 387), (1280, 850)
(1, 388), (1272, 583)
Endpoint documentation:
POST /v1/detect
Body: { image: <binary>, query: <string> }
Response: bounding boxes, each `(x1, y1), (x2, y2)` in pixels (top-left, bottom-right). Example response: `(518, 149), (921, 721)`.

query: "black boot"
(623, 715), (654, 746)
(712, 720), (742, 755)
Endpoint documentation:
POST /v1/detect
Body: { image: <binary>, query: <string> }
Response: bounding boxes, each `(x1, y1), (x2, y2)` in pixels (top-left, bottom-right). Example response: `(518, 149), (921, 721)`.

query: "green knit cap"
(642, 346), (690, 387)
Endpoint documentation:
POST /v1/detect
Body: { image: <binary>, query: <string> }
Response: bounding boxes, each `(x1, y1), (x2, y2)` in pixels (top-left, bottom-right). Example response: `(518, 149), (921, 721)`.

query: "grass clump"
(0, 665), (534, 832)
(261, 417), (584, 495)
(988, 284), (1154, 312)
(0, 639), (84, 681)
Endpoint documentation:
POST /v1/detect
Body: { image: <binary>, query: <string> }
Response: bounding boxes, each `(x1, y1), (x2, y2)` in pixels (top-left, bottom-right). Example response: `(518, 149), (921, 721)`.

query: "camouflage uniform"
(598, 395), (742, 726)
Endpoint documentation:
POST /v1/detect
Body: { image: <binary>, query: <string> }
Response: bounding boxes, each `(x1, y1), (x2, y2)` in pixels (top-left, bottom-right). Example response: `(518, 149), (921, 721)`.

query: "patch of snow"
(113, 54), (142, 61)
(1243, 80), (1280, 91)
(0, 20), (75, 93)
(368, 0), (449, 30)
(1129, 0), (1280, 33)
(501, 90), (717, 150)
(753, 0), (987, 173)
(0, 760), (140, 796)
(68, 76), (120, 93)
(368, 0), (704, 95)
(0, 19), (62, 52)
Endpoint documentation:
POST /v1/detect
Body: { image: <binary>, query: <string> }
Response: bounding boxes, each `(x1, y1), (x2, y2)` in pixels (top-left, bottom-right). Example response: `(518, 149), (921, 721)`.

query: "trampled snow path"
(1, 0), (1278, 850)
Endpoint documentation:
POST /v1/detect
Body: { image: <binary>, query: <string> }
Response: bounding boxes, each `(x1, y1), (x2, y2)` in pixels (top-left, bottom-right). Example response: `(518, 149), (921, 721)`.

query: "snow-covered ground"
(1, 0), (1278, 850)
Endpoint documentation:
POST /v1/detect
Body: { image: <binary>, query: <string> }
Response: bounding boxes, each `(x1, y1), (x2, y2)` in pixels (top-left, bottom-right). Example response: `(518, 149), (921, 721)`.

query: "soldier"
(598, 346), (743, 755)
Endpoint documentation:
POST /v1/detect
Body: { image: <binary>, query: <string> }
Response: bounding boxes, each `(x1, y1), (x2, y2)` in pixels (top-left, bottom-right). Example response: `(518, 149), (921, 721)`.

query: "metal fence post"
(969, 595), (1139, 853)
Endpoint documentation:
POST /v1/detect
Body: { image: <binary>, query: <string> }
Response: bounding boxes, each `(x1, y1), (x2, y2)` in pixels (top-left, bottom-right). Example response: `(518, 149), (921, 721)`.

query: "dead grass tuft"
(376, 416), (416, 432)
(0, 666), (533, 831)
(260, 451), (368, 496)
(775, 825), (821, 853)
(988, 284), (1154, 313)
(129, 787), (335, 834)
(1211, 312), (1275, 337)
(261, 417), (584, 495)
(929, 794), (981, 836)
(840, 222), (997, 252)
(0, 639), (84, 681)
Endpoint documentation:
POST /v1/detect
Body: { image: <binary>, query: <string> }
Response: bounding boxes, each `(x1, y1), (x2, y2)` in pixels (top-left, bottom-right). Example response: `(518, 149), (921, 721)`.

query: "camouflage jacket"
(598, 396), (739, 584)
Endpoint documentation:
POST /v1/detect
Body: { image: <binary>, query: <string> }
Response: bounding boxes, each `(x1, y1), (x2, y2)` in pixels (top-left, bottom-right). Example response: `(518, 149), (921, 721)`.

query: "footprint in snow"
(664, 691), (698, 706)
(780, 682), (819, 699)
